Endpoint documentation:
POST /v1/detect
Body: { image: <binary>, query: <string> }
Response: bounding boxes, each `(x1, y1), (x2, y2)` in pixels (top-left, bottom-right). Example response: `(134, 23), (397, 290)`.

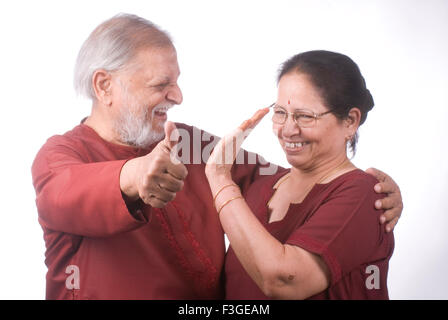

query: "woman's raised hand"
(205, 108), (270, 183)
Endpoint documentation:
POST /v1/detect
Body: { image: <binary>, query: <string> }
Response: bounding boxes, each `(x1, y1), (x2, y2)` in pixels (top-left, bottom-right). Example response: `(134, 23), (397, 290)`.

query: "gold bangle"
(217, 196), (244, 215)
(213, 183), (238, 204)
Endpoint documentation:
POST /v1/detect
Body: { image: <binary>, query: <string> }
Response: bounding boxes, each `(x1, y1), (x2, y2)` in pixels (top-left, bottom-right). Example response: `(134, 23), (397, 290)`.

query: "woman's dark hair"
(277, 50), (374, 154)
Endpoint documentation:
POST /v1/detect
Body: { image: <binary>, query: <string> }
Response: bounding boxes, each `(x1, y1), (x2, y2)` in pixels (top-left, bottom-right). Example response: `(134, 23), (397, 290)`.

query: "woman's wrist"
(213, 183), (242, 213)
(208, 175), (234, 193)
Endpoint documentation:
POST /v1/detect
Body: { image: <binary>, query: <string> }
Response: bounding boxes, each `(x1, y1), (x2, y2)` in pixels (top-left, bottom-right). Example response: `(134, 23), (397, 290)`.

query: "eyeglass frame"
(268, 102), (334, 127)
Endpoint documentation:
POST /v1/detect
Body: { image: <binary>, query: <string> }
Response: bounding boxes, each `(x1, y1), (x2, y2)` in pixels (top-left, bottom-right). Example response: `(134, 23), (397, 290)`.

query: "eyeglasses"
(268, 103), (333, 128)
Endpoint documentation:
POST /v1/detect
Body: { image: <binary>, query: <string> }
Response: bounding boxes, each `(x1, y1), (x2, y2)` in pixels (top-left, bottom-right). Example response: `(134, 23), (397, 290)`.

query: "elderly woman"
(205, 50), (394, 299)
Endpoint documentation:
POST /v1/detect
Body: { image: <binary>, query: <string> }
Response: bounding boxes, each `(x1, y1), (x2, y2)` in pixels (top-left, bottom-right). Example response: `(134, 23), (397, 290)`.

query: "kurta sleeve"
(32, 138), (150, 238)
(286, 174), (389, 285)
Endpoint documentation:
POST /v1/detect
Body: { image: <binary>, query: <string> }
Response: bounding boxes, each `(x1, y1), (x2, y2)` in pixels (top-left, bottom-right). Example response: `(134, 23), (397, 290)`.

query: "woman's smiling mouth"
(283, 141), (310, 153)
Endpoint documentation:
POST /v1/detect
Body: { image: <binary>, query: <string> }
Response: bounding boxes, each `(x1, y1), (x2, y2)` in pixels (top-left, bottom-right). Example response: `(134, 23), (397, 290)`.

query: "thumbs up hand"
(120, 121), (188, 208)
(159, 121), (180, 152)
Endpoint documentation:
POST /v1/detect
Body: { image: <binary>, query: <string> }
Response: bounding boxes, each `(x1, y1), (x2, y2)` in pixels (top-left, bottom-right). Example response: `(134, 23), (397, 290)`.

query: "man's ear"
(92, 69), (113, 106)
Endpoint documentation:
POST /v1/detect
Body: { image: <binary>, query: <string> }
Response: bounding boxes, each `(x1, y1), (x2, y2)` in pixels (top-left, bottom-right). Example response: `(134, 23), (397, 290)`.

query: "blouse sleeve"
(286, 174), (387, 285)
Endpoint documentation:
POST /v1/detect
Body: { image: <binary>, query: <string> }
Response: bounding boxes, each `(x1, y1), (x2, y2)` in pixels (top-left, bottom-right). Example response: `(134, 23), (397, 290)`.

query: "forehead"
(277, 73), (325, 109)
(127, 46), (180, 81)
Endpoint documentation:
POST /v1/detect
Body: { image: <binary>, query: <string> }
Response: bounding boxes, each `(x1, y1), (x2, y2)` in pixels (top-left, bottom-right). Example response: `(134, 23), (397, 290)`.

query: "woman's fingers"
(238, 107), (270, 131)
(209, 107), (270, 167)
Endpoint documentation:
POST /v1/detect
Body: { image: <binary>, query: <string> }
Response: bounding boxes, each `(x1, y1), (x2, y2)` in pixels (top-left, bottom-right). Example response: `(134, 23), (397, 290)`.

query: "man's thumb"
(163, 121), (180, 150)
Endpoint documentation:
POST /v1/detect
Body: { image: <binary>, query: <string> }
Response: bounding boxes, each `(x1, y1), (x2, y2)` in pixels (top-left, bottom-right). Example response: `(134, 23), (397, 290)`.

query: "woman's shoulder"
(326, 168), (379, 189)
(319, 169), (382, 203)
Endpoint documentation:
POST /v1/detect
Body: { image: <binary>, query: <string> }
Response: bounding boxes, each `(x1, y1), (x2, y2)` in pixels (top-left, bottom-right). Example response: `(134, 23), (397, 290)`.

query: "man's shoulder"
(32, 124), (92, 177)
(35, 124), (99, 164)
(43, 124), (96, 147)
(174, 122), (215, 136)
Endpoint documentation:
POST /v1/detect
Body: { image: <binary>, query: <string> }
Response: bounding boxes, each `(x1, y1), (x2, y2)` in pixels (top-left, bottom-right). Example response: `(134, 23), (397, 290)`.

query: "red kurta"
(225, 169), (394, 299)
(32, 122), (274, 299)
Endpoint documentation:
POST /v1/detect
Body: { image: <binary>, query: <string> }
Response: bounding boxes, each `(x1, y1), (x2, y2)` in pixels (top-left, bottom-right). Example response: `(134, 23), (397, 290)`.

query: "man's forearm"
(34, 160), (148, 237)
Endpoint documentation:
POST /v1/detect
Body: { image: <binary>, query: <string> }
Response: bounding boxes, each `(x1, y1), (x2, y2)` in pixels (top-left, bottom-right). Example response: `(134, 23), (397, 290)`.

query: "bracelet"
(217, 196), (244, 215)
(213, 183), (238, 205)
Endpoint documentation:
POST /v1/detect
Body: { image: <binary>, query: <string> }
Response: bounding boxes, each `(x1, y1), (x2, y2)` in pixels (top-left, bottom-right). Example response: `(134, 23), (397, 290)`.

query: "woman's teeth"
(285, 141), (307, 148)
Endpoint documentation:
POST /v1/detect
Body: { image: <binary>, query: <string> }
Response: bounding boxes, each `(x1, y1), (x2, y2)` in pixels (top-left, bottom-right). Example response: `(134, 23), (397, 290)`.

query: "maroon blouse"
(225, 169), (394, 299)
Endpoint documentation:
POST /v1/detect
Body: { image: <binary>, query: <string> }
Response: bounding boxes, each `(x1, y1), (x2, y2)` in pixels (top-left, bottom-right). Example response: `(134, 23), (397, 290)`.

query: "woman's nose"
(282, 114), (301, 136)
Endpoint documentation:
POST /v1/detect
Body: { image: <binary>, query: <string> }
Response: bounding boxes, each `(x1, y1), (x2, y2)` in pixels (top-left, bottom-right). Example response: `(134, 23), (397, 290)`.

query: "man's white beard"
(114, 96), (170, 149)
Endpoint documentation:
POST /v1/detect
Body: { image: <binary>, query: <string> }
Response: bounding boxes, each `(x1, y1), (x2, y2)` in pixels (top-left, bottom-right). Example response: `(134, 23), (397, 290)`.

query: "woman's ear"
(92, 69), (113, 106)
(345, 107), (362, 136)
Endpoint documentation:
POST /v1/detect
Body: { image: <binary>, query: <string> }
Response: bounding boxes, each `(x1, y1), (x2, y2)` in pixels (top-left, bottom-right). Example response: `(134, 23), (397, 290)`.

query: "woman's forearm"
(213, 181), (290, 296)
(212, 178), (329, 299)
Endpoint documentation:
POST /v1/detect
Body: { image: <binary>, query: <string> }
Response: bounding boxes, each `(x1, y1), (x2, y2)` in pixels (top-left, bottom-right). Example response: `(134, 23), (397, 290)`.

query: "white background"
(0, 0), (447, 299)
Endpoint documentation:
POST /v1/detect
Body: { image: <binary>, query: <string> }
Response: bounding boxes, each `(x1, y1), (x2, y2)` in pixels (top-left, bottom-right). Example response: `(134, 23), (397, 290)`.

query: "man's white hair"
(74, 13), (173, 100)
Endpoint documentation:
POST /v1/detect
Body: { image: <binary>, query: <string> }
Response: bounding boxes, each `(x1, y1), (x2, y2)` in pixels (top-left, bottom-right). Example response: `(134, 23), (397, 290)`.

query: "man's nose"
(167, 84), (183, 105)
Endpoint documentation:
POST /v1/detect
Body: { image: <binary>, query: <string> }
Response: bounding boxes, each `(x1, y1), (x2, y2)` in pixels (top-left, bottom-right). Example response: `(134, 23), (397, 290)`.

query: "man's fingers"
(137, 132), (187, 208)
(166, 162), (188, 180)
(368, 167), (401, 194)
(380, 208), (401, 224)
(144, 196), (168, 208)
(139, 174), (183, 207)
(374, 180), (398, 194)
(154, 189), (176, 203)
(158, 175), (184, 193)
(385, 217), (399, 233)
(141, 193), (162, 207)
(142, 188), (176, 204)
(375, 197), (395, 210)
(366, 167), (388, 183)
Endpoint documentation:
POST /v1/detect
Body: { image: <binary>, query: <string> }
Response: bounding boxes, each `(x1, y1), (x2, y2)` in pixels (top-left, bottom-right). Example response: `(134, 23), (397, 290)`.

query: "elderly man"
(32, 13), (402, 300)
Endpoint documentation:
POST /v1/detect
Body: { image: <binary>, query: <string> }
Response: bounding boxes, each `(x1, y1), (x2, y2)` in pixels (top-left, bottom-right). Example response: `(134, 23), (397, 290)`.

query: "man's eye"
(151, 83), (169, 90)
